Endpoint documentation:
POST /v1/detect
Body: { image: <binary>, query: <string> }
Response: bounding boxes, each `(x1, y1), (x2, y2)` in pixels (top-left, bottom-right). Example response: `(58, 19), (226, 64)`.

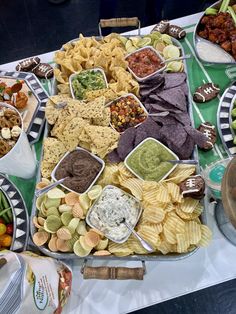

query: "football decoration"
(167, 25), (186, 39)
(32, 63), (54, 79)
(193, 83), (220, 103)
(197, 122), (217, 151)
(151, 20), (169, 34)
(16, 57), (40, 72)
(180, 174), (205, 199)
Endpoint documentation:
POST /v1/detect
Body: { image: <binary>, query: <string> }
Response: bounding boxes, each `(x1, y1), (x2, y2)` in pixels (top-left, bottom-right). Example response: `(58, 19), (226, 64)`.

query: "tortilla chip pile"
(42, 95), (119, 177)
(54, 34), (139, 97)
(33, 164), (212, 257)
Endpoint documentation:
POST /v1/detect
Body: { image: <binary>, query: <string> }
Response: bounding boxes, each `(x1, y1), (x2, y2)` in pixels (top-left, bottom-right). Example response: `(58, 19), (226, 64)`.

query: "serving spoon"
(121, 218), (155, 253)
(167, 159), (198, 165)
(35, 177), (68, 198)
(161, 54), (192, 64)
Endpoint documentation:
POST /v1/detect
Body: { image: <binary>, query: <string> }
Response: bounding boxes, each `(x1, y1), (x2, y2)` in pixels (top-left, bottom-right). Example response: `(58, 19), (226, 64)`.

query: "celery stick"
(219, 0), (230, 12)
(205, 8), (218, 15)
(228, 6), (236, 26)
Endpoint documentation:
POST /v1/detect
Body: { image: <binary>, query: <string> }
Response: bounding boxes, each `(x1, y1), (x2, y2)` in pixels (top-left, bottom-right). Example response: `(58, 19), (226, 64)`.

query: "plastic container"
(69, 67), (108, 99)
(0, 103), (36, 179)
(201, 158), (232, 199)
(51, 147), (105, 194)
(106, 93), (148, 133)
(124, 137), (179, 181)
(125, 46), (166, 82)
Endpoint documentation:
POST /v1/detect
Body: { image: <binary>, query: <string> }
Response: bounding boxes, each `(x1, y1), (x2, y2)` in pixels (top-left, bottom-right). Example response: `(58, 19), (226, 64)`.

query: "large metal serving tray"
(30, 35), (206, 262)
(193, 0), (236, 66)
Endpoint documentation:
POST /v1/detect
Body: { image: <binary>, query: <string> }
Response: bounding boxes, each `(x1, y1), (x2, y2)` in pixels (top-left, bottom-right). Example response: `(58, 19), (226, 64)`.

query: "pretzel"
(9, 115), (21, 127)
(0, 117), (11, 128)
(0, 139), (11, 155)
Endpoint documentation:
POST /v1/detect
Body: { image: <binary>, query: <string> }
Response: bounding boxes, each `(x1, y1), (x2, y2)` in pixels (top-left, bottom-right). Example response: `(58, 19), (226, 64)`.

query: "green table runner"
(9, 25), (235, 214)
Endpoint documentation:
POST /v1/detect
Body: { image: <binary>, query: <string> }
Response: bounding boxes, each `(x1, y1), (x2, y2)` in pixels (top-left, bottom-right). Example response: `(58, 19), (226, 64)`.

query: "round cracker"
(65, 192), (80, 206)
(33, 231), (49, 246)
(84, 230), (100, 248)
(56, 238), (71, 252)
(73, 239), (91, 257)
(57, 227), (72, 240)
(48, 236), (58, 252)
(93, 250), (111, 256)
(72, 203), (84, 219)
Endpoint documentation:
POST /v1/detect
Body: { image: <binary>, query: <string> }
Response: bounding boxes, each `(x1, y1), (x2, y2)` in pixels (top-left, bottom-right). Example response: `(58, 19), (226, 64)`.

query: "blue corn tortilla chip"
(163, 72), (187, 89)
(168, 135), (195, 159)
(107, 150), (122, 163)
(117, 127), (136, 160)
(160, 124), (188, 147)
(184, 125), (209, 148)
(134, 129), (148, 146)
(157, 87), (187, 112)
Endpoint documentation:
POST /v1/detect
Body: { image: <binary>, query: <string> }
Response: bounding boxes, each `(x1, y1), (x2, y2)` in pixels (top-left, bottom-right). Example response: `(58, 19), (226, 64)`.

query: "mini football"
(193, 82), (220, 103)
(180, 174), (205, 199)
(33, 63), (54, 79)
(15, 57), (40, 72)
(151, 20), (169, 34)
(197, 121), (217, 151)
(167, 25), (186, 39)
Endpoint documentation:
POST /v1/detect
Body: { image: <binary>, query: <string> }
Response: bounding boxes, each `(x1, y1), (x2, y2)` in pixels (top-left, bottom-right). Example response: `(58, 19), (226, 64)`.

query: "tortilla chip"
(41, 160), (56, 178)
(80, 96), (105, 120)
(84, 125), (119, 157)
(43, 138), (67, 163)
(92, 107), (110, 126)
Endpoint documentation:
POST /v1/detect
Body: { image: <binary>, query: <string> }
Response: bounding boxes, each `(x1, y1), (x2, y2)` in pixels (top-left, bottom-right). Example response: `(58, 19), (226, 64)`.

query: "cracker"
(41, 160), (56, 178)
(43, 137), (67, 163)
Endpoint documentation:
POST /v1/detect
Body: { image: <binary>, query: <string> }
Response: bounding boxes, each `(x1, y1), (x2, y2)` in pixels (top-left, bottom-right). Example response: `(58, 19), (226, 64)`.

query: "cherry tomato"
(0, 223), (7, 236)
(0, 234), (12, 247)
(6, 224), (13, 235)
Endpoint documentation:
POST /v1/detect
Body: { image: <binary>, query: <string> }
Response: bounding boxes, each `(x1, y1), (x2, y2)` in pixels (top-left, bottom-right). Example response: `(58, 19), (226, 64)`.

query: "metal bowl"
(193, 0), (236, 66)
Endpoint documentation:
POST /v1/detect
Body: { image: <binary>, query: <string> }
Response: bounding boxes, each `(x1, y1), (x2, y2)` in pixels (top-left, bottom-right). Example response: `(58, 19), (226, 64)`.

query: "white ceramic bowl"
(51, 147), (105, 194)
(125, 46), (166, 82)
(69, 67), (108, 99)
(0, 102), (36, 179)
(124, 137), (179, 181)
(106, 93), (148, 133)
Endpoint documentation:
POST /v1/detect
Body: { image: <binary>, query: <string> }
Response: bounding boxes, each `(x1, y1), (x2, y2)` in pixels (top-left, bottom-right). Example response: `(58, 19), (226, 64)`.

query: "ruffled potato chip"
(33, 231), (49, 246)
(73, 239), (91, 257)
(87, 185), (103, 200)
(120, 178), (143, 201)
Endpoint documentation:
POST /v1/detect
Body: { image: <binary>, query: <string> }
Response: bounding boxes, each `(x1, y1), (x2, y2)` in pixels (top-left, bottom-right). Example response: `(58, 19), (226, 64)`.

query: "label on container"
(209, 164), (226, 184)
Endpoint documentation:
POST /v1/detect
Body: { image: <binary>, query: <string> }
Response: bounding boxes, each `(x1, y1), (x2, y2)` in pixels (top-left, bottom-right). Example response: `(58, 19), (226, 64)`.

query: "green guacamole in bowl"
(70, 69), (107, 100)
(125, 138), (178, 182)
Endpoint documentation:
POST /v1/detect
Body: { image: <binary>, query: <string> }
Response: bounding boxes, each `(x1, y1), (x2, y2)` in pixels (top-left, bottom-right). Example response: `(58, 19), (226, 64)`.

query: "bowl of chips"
(69, 68), (108, 100)
(51, 147), (105, 195)
(126, 46), (166, 82)
(124, 137), (179, 182)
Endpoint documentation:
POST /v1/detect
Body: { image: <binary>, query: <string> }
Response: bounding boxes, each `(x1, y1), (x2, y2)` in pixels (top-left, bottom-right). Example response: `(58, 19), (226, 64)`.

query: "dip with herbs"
(87, 186), (141, 242)
(125, 138), (177, 181)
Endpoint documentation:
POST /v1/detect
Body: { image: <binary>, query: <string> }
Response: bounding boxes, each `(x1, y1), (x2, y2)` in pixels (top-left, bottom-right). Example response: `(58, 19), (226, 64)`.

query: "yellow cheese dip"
(125, 138), (178, 181)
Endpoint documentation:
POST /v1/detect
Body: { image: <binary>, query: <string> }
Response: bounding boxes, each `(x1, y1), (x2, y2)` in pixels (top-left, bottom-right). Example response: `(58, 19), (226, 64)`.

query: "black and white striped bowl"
(0, 70), (48, 144)
(0, 174), (29, 252)
(217, 81), (236, 156)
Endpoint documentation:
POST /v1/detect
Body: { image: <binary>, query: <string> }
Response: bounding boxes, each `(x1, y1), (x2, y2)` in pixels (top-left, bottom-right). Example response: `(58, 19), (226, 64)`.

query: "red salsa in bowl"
(126, 47), (165, 80)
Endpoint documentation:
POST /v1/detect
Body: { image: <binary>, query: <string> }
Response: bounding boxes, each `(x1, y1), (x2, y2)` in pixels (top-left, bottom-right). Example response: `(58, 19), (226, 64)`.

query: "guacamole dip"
(72, 69), (106, 99)
(125, 138), (177, 181)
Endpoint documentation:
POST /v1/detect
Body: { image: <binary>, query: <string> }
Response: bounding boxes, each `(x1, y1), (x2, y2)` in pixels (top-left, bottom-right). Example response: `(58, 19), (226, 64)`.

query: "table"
(1, 12), (236, 314)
